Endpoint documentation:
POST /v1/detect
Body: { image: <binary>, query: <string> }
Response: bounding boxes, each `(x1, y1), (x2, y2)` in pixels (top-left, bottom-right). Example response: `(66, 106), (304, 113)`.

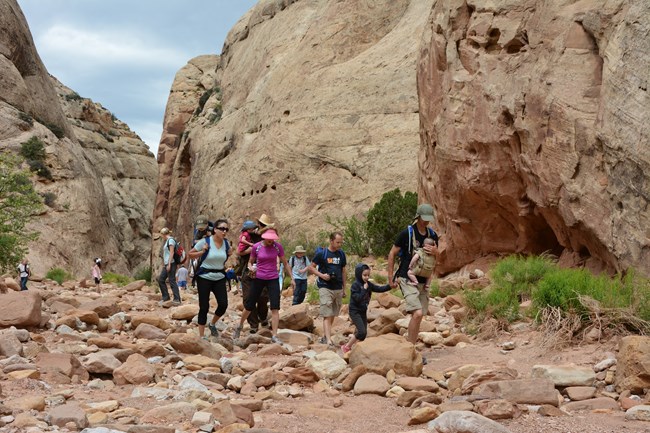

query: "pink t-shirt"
(238, 232), (252, 253)
(250, 241), (285, 280)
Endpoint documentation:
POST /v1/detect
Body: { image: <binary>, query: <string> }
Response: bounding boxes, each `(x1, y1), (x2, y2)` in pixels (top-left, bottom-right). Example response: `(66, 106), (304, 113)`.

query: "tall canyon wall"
(0, 0), (157, 276)
(418, 0), (649, 275)
(154, 0), (435, 249)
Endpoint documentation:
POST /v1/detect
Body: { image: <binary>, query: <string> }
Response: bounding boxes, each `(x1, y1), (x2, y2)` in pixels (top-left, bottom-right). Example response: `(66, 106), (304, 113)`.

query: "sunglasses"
(215, 227), (229, 232)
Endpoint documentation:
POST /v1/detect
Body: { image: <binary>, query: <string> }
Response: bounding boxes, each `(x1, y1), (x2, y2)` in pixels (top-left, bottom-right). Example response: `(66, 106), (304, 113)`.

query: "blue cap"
(241, 220), (257, 231)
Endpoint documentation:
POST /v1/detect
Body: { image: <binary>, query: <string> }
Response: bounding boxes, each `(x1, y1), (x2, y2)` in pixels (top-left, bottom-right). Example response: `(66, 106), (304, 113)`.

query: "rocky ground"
(0, 272), (649, 433)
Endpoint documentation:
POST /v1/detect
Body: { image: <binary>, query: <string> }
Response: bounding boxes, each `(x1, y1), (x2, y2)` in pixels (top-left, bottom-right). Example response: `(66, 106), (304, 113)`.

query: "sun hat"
(415, 204), (435, 222)
(258, 213), (275, 228)
(293, 245), (307, 254)
(195, 215), (209, 230)
(241, 220), (257, 231)
(160, 227), (170, 235)
(261, 229), (279, 240)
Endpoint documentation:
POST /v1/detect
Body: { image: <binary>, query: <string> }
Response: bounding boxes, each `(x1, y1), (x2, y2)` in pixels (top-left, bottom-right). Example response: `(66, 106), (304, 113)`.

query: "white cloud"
(38, 25), (186, 69)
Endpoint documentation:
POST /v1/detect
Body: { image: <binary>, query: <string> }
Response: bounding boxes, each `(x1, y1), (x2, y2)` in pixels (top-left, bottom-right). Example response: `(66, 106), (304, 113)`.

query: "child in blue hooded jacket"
(341, 263), (391, 353)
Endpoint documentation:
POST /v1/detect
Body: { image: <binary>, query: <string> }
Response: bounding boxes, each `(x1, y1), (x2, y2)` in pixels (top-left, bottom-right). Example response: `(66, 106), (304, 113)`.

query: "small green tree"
(0, 153), (42, 272)
(366, 189), (418, 256)
(325, 215), (369, 257)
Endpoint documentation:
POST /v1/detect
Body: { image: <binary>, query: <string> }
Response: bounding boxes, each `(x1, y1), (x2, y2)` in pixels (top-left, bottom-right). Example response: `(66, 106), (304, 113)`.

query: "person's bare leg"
(408, 309), (423, 344)
(271, 310), (280, 336)
(323, 316), (334, 344)
(198, 324), (205, 337)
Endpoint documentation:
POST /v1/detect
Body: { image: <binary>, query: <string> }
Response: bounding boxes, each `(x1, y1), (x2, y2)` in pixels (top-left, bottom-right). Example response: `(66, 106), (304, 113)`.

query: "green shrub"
(371, 272), (388, 284)
(27, 160), (52, 179)
(20, 137), (46, 161)
(465, 286), (521, 323)
(134, 266), (152, 283)
(65, 91), (83, 101)
(366, 189), (418, 256)
(429, 280), (440, 298)
(325, 215), (369, 257)
(306, 283), (319, 304)
(491, 255), (555, 301)
(102, 272), (131, 286)
(18, 111), (34, 126)
(46, 267), (73, 285)
(43, 121), (65, 139)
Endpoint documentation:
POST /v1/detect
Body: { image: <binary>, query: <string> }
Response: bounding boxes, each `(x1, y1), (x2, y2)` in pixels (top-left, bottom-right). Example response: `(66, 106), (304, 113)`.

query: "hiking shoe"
(271, 335), (281, 344)
(208, 323), (219, 337)
(341, 344), (351, 354)
(232, 326), (242, 340)
(171, 300), (181, 306)
(318, 336), (327, 344)
(158, 299), (169, 307)
(249, 327), (258, 334)
(261, 320), (270, 328)
(201, 336), (210, 341)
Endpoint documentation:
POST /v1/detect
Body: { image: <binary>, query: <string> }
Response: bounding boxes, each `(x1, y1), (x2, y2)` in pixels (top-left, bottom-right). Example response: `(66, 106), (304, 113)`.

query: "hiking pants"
(349, 306), (368, 341)
(158, 262), (181, 302)
(241, 271), (268, 329)
(292, 279), (308, 305)
(20, 277), (28, 291)
(196, 276), (228, 325)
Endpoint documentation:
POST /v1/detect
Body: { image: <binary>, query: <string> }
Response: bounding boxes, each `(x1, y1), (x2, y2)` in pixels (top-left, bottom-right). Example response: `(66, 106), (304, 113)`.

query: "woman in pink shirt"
(232, 229), (292, 343)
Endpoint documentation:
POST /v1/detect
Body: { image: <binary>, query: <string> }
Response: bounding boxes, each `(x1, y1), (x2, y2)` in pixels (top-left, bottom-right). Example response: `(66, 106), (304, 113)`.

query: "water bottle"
(251, 263), (257, 274)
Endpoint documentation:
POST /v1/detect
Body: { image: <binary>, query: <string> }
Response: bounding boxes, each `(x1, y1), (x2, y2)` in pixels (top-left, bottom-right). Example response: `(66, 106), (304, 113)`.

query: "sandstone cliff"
(154, 0), (435, 248)
(418, 0), (649, 275)
(0, 0), (157, 276)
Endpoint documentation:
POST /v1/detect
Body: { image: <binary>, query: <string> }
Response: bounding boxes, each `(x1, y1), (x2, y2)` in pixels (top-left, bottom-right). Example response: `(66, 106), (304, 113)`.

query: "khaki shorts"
(398, 277), (429, 314)
(319, 287), (343, 317)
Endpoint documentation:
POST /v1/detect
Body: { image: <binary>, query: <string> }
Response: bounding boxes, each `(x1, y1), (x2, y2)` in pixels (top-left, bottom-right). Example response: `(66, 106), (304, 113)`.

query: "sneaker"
(261, 320), (270, 328)
(201, 336), (210, 341)
(171, 300), (181, 306)
(318, 336), (327, 344)
(341, 344), (351, 354)
(208, 323), (219, 337)
(271, 335), (281, 344)
(249, 327), (258, 334)
(232, 326), (242, 340)
(158, 299), (168, 306)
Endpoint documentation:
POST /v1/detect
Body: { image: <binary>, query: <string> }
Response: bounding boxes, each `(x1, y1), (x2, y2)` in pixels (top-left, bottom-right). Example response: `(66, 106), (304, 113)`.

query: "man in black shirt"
(387, 204), (439, 345)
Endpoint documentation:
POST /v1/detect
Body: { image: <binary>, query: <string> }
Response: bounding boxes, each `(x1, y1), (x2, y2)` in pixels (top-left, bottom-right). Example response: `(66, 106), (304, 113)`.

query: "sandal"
(340, 344), (351, 354)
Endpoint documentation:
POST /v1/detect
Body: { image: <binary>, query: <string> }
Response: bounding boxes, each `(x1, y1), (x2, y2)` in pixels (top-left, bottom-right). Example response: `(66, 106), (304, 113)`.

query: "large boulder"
(615, 336), (650, 393)
(349, 333), (422, 376)
(113, 353), (156, 385)
(428, 410), (512, 433)
(0, 291), (42, 327)
(279, 303), (314, 330)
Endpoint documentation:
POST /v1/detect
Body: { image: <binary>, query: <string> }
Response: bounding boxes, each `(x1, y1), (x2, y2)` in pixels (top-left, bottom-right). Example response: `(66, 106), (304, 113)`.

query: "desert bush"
(41, 192), (56, 207)
(0, 154), (42, 272)
(134, 266), (152, 283)
(102, 272), (131, 286)
(64, 91), (83, 101)
(18, 111), (33, 126)
(371, 272), (388, 284)
(20, 137), (46, 161)
(429, 280), (440, 298)
(46, 267), (73, 285)
(366, 189), (418, 256)
(325, 215), (369, 257)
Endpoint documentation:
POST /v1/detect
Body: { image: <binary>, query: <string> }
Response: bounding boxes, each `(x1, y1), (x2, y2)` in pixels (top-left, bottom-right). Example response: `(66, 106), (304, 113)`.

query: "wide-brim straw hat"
(258, 213), (275, 228)
(293, 245), (306, 254)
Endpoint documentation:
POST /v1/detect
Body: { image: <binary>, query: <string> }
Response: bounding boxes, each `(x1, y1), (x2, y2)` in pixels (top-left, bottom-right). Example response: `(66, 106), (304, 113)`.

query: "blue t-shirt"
(312, 248), (346, 290)
(194, 237), (228, 281)
(289, 255), (310, 280)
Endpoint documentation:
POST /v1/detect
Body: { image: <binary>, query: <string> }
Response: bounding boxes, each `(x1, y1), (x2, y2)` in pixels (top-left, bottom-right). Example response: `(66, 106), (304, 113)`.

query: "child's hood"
(355, 263), (370, 283)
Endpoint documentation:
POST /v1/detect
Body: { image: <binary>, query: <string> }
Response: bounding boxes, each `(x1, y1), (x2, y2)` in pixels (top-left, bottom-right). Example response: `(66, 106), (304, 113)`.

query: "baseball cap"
(415, 204), (435, 222)
(195, 215), (209, 230)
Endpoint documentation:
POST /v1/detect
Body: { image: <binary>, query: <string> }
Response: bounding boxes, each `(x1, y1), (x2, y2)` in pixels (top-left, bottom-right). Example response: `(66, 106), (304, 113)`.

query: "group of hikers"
(155, 203), (440, 356)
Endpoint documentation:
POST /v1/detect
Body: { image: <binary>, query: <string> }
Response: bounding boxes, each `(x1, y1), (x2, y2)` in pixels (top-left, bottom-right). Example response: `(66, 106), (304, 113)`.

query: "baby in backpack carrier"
(407, 237), (437, 286)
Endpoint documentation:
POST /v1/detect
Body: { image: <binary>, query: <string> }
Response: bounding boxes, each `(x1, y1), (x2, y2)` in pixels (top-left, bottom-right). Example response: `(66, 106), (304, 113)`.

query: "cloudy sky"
(18, 0), (257, 156)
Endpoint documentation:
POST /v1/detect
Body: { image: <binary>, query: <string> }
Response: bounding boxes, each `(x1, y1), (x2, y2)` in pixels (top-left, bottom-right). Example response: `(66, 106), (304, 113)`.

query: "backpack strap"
(290, 256), (294, 268)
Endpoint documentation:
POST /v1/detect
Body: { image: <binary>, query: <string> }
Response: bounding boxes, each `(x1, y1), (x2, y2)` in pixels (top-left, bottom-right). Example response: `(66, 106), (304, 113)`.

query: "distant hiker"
(192, 215), (213, 286)
(176, 264), (188, 290)
(238, 220), (256, 253)
(387, 204), (439, 350)
(407, 237), (437, 286)
(309, 231), (347, 346)
(158, 227), (181, 306)
(341, 263), (390, 354)
(232, 229), (292, 344)
(18, 258), (31, 291)
(289, 245), (310, 305)
(188, 219), (232, 340)
(92, 258), (103, 288)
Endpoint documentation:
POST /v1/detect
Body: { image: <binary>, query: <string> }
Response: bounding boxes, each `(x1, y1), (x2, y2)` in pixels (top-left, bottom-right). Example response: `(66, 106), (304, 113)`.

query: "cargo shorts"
(398, 277), (429, 314)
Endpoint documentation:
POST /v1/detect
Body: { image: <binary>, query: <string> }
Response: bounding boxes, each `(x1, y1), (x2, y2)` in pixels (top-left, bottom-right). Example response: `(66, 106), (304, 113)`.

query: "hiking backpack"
(167, 238), (187, 265)
(410, 247), (436, 278)
(192, 237), (231, 285)
(400, 225), (438, 258)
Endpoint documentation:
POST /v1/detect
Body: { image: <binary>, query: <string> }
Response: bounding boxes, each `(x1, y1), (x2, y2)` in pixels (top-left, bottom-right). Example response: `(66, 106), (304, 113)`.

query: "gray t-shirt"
(163, 238), (176, 265)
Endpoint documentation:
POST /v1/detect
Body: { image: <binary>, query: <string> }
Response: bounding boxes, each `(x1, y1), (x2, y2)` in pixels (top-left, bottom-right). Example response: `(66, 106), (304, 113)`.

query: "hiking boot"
(271, 335), (281, 344)
(232, 326), (242, 340)
(208, 323), (219, 337)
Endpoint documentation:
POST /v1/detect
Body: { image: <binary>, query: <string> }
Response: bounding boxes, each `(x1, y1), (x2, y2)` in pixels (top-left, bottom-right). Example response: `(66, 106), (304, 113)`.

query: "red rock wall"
(418, 0), (649, 275)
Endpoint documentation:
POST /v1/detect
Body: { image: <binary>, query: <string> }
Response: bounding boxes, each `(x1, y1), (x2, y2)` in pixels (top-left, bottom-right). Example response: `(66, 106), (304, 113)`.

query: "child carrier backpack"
(399, 225), (439, 259)
(411, 247), (436, 278)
